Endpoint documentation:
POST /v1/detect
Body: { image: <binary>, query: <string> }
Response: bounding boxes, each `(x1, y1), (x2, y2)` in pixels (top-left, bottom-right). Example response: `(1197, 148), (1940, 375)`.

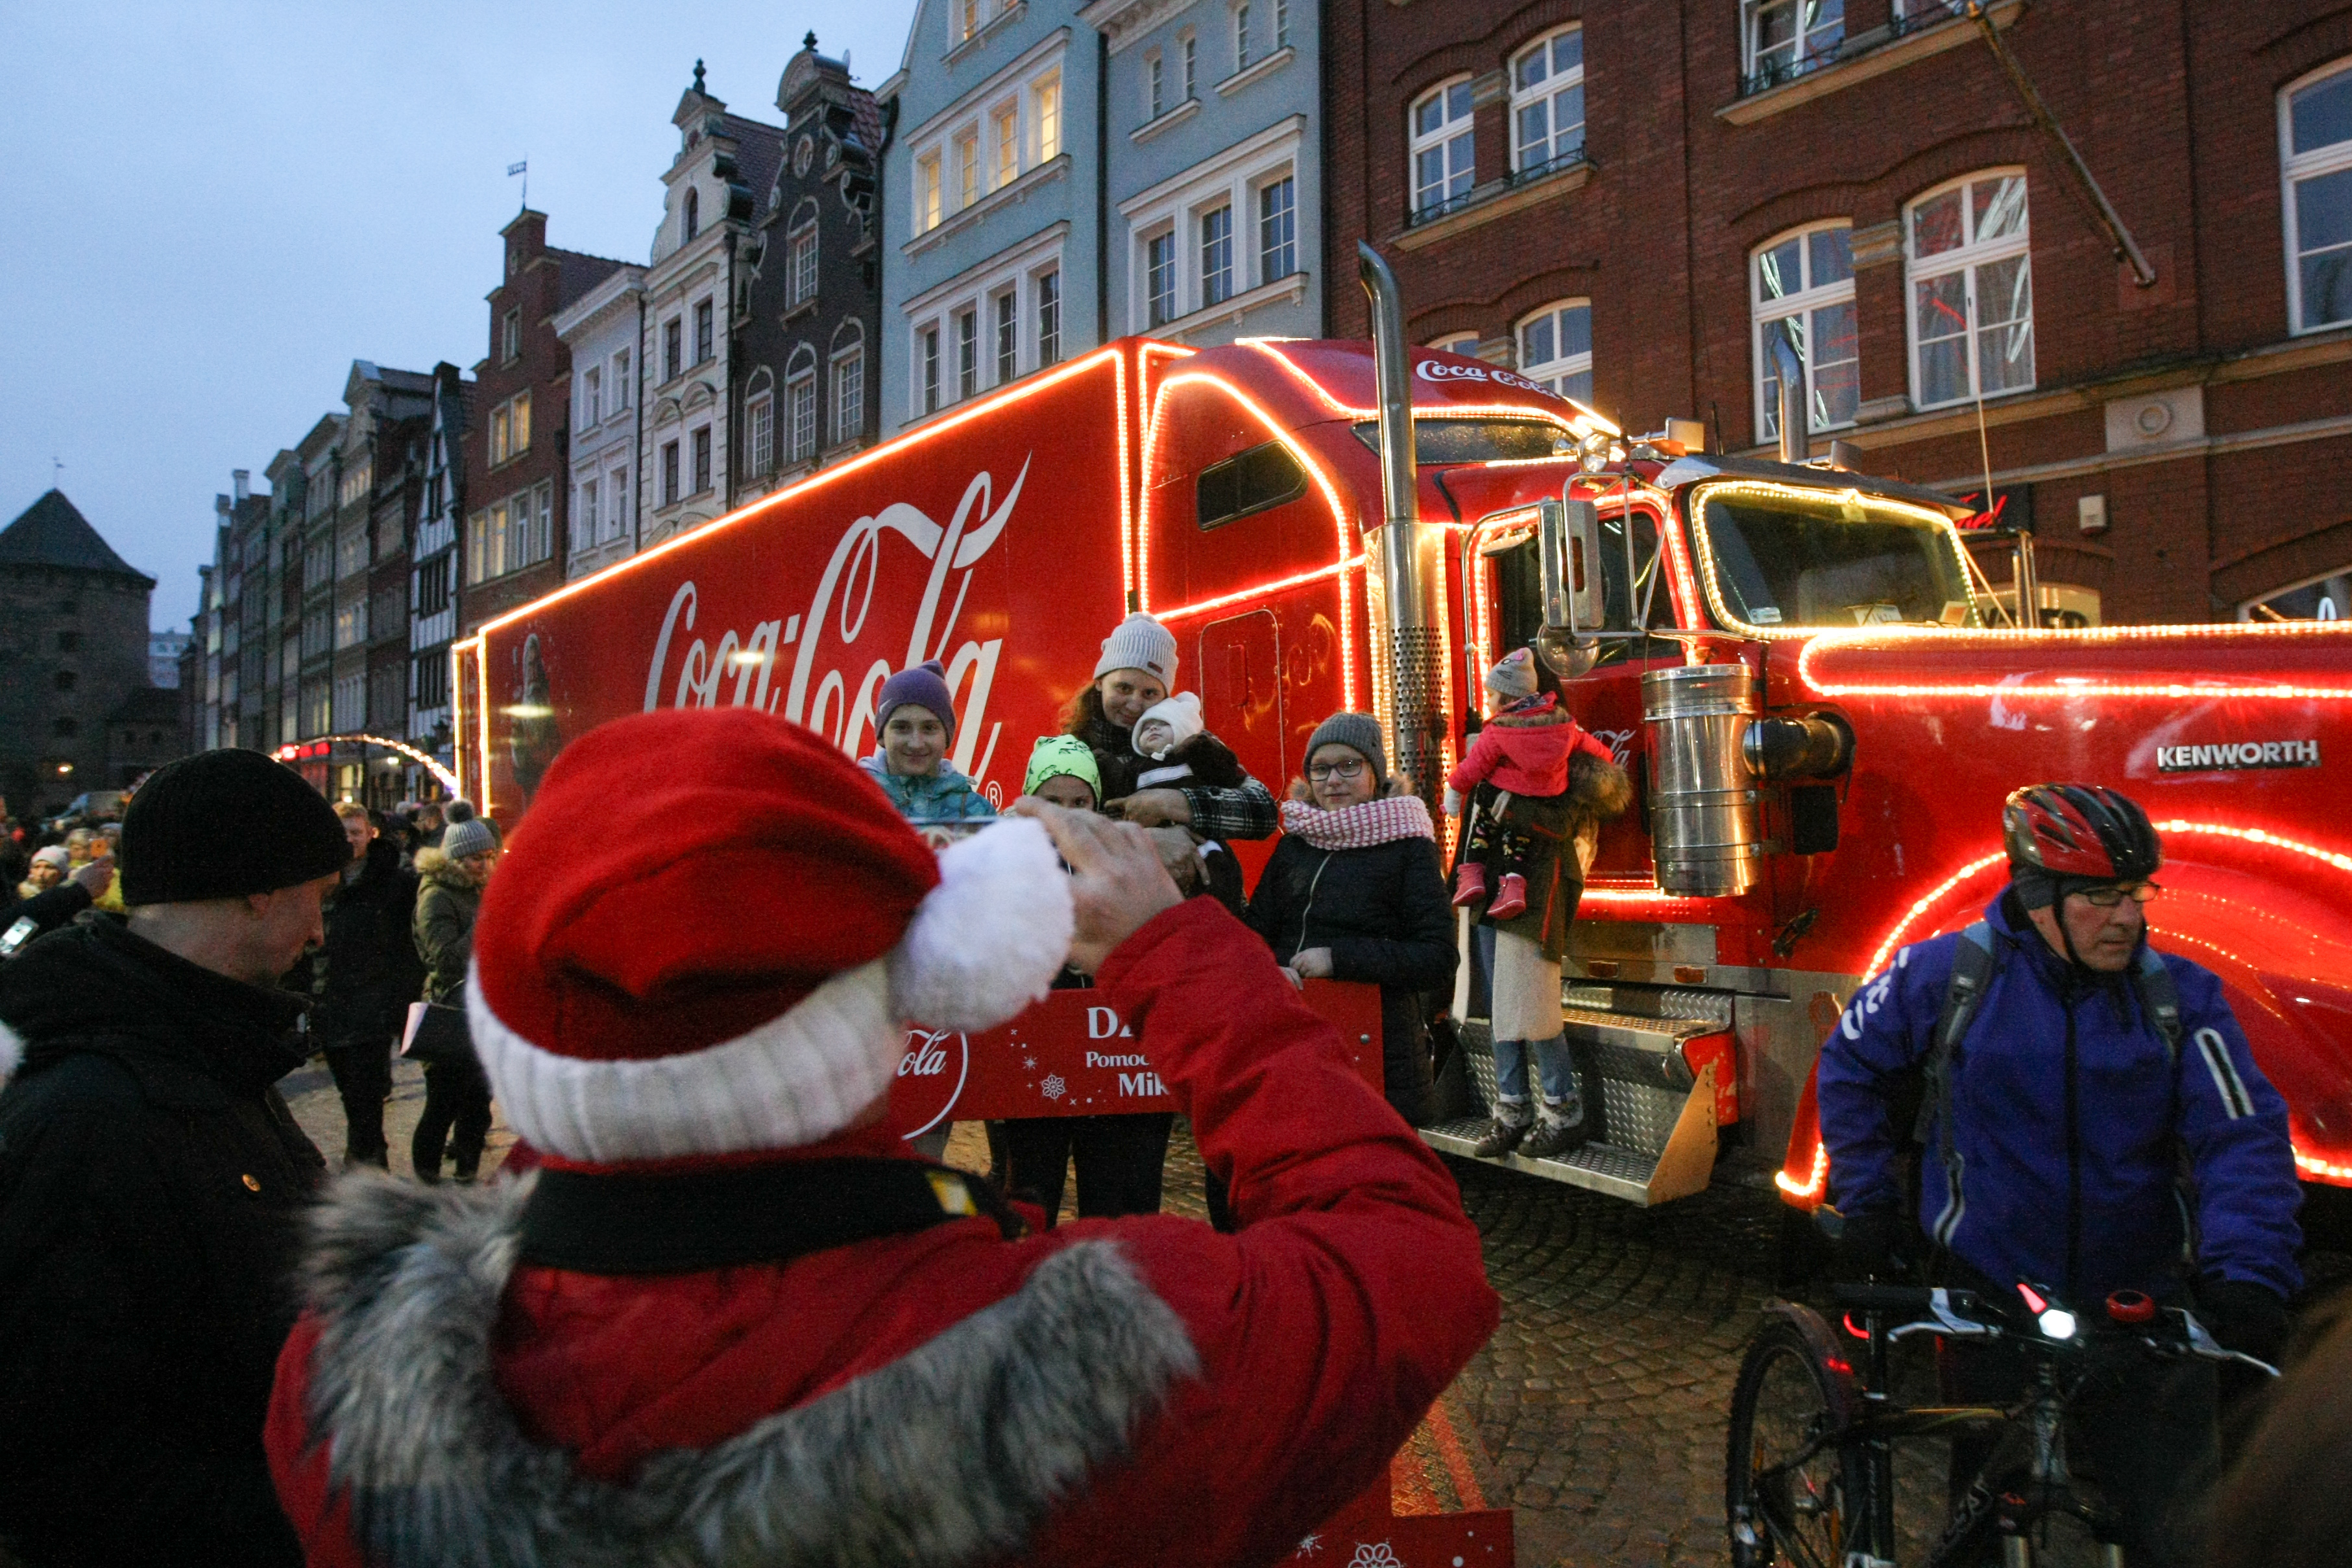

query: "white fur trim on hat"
(0, 1020), (21, 1083)
(888, 817), (1073, 1031)
(471, 958), (905, 1164)
(468, 817), (1073, 1164)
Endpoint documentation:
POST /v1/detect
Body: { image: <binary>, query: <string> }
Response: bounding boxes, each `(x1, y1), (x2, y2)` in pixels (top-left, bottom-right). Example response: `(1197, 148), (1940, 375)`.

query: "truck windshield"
(1352, 419), (1575, 464)
(1697, 485), (1980, 631)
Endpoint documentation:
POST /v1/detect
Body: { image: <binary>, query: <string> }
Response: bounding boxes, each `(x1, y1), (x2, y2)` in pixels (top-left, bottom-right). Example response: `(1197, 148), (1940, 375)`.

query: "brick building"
(0, 491), (157, 813)
(459, 210), (625, 638)
(1327, 0), (2352, 623)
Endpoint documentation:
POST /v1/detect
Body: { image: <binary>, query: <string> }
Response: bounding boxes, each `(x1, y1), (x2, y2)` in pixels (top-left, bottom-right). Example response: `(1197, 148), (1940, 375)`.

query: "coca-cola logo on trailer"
(896, 1028), (970, 1139)
(640, 460), (1030, 788)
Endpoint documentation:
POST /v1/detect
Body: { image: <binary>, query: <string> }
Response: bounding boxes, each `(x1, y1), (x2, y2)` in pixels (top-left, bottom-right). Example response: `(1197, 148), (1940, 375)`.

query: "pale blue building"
(877, 0), (1104, 435)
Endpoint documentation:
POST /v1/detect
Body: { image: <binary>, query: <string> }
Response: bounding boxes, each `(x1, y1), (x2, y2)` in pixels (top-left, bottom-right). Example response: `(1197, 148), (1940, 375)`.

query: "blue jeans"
(1492, 1031), (1575, 1106)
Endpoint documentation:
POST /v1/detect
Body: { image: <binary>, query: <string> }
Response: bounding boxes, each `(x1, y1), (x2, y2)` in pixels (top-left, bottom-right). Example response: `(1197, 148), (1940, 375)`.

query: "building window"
(664, 317), (684, 381)
(747, 393), (774, 475)
(1036, 72), (1061, 162)
(683, 186), (700, 243)
(923, 326), (942, 414)
(995, 291), (1018, 382)
(584, 365), (602, 426)
(502, 309), (521, 363)
(1510, 27), (1585, 176)
(958, 0), (979, 40)
(1274, 0), (1288, 47)
(2284, 61), (2352, 334)
(957, 308), (979, 399)
(1754, 222), (1858, 438)
(608, 467), (629, 540)
(789, 224), (819, 305)
(511, 392), (530, 456)
(1906, 170), (2033, 409)
(1037, 270), (1061, 366)
(1742, 0), (1845, 93)
(994, 102), (1020, 188)
(662, 440), (681, 505)
(1410, 78), (1476, 221)
(577, 478), (601, 549)
(834, 344), (865, 442)
(1200, 204), (1234, 306)
(789, 372), (817, 461)
(1234, 2), (1251, 70)
(1428, 332), (1481, 357)
(1146, 230), (1177, 326)
(1182, 34), (1197, 99)
(338, 458), (373, 508)
(695, 300), (714, 363)
(1517, 300), (1594, 405)
(957, 127), (980, 208)
(1147, 51), (1164, 119)
(612, 348), (631, 406)
(1258, 176), (1295, 282)
(414, 653), (448, 709)
(691, 427), (712, 494)
(917, 154), (942, 233)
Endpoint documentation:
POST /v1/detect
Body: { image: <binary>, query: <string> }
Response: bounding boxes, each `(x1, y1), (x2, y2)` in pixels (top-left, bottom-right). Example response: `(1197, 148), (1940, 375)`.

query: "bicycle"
(1724, 1279), (2277, 1567)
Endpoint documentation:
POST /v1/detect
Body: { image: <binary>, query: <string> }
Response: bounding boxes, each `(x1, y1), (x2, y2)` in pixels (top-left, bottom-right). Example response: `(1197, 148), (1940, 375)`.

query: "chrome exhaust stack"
(1357, 241), (1448, 810)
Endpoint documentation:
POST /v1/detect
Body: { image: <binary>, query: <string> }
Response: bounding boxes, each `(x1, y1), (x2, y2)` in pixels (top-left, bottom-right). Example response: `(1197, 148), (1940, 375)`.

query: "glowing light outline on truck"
(1238, 339), (1623, 438)
(1139, 370), (1363, 712)
(1798, 621), (2352, 703)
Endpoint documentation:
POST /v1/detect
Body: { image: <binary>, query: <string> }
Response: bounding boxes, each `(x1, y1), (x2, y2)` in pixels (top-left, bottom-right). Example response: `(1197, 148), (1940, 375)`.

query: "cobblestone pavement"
(280, 1066), (1827, 1567)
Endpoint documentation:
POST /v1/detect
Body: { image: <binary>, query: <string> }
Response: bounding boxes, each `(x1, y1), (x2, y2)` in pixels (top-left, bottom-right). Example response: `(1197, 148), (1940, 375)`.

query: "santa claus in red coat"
(265, 706), (1498, 1567)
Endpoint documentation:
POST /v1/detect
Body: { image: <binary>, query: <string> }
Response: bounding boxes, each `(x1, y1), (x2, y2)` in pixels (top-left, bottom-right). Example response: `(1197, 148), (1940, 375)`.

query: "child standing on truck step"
(860, 660), (998, 825)
(1444, 647), (1615, 921)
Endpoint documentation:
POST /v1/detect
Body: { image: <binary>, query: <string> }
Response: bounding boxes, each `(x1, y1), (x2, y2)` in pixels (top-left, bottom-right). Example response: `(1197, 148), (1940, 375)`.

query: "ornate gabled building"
(636, 65), (787, 548)
(731, 33), (886, 503)
(409, 361), (470, 786)
(0, 490), (156, 812)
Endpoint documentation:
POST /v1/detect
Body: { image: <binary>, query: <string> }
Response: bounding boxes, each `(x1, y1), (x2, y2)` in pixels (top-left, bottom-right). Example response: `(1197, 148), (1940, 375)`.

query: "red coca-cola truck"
(455, 252), (2352, 1228)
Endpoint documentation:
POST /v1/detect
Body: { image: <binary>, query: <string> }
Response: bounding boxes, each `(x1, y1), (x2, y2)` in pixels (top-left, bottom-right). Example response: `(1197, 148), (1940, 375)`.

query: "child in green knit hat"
(1024, 735), (1103, 812)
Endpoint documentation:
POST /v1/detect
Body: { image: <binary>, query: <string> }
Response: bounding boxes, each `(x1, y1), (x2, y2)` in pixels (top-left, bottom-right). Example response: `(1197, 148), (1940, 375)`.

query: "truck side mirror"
(1539, 496), (1606, 634)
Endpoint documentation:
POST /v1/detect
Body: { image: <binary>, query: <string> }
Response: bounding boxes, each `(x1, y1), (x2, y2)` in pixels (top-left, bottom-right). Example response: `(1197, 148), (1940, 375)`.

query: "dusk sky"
(1, 2), (918, 632)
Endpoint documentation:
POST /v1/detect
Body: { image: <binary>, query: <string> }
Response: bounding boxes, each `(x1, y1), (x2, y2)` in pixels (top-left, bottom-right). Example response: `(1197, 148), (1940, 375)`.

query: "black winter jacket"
(0, 917), (324, 1567)
(290, 837), (423, 1046)
(1244, 831), (1457, 1123)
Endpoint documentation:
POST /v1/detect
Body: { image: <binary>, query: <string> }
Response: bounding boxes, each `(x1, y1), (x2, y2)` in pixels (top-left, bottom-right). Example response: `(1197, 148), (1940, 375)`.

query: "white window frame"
(583, 365), (601, 427)
(903, 225), (1069, 422)
(992, 100), (1021, 190)
(788, 219), (819, 306)
(1274, 0), (1289, 47)
(1409, 75), (1477, 221)
(993, 288), (1019, 383)
(746, 391), (775, 476)
(1117, 119), (1305, 334)
(611, 348), (631, 408)
(787, 365), (818, 463)
(1516, 298), (1594, 405)
(1182, 34), (1197, 100)
(956, 125), (980, 210)
(1904, 168), (2035, 411)
(2282, 60), (2352, 335)
(1427, 332), (1482, 357)
(1751, 220), (1859, 439)
(903, 38), (1068, 243)
(1034, 71), (1061, 162)
(832, 328), (866, 444)
(1146, 49), (1165, 120)
(1198, 201), (1234, 306)
(578, 476), (600, 546)
(1741, 0), (1845, 90)
(1036, 265), (1061, 366)
(605, 463), (630, 542)
(916, 153), (943, 233)
(1258, 173), (1296, 283)
(1509, 26), (1586, 177)
(1233, 1), (1252, 71)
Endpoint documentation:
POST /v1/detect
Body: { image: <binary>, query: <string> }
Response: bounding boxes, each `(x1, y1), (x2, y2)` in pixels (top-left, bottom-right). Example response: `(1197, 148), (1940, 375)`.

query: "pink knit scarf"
(1279, 794), (1436, 850)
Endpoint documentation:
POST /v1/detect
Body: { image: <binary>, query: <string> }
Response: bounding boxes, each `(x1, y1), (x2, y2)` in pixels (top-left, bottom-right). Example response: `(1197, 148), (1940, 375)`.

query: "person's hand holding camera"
(1008, 801), (1183, 973)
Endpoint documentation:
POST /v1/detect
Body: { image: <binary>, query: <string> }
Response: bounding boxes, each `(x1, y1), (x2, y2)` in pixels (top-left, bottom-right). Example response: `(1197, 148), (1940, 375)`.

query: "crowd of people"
(0, 606), (2339, 1566)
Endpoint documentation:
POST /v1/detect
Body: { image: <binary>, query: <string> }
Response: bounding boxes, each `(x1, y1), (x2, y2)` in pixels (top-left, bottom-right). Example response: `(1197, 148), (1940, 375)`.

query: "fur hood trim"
(1566, 752), (1632, 819)
(298, 1172), (1200, 1568)
(413, 847), (478, 890)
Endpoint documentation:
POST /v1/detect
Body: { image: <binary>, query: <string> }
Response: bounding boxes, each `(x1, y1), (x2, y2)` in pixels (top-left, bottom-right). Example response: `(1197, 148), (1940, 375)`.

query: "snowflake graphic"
(1040, 1074), (1066, 1101)
(1023, 1055), (1037, 1070)
(1348, 1544), (1401, 1568)
(1293, 1534), (1322, 1558)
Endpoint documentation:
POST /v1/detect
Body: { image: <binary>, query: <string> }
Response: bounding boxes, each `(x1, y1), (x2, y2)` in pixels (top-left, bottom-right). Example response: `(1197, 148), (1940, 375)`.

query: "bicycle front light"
(2037, 1309), (2078, 1341)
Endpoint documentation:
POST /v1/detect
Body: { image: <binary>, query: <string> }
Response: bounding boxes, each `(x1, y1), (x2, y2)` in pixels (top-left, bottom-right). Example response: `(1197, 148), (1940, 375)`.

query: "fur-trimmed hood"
(290, 1172), (1200, 1568)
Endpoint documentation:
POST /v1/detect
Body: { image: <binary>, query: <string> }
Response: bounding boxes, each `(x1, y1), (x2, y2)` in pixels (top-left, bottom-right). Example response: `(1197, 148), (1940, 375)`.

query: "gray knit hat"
(1305, 712), (1387, 785)
(442, 817), (499, 860)
(1093, 612), (1178, 686)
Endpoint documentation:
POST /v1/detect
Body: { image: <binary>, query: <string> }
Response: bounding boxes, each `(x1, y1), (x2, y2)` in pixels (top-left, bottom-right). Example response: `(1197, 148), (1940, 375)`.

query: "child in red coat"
(1444, 647), (1614, 919)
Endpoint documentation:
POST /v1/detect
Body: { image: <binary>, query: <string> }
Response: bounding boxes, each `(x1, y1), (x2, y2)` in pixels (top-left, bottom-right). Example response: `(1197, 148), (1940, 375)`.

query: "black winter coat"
(0, 918), (324, 1568)
(1244, 831), (1457, 1124)
(292, 837), (424, 1046)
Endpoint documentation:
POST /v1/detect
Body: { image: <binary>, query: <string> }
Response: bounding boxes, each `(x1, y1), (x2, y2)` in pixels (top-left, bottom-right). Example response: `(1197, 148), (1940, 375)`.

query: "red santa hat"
(465, 707), (1072, 1167)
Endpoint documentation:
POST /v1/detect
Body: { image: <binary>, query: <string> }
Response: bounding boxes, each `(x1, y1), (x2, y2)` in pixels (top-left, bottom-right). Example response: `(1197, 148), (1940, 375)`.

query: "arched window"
(830, 321), (866, 445)
(744, 367), (776, 477)
(1906, 169), (2033, 410)
(1510, 27), (1584, 176)
(1752, 221), (1857, 439)
(1408, 76), (1475, 222)
(2283, 60), (2352, 334)
(1516, 300), (1592, 405)
(683, 186), (700, 243)
(786, 344), (819, 463)
(1427, 332), (1481, 358)
(788, 200), (821, 308)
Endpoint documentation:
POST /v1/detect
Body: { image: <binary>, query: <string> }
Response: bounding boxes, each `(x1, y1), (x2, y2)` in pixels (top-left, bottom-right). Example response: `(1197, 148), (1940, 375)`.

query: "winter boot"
(1471, 1100), (1533, 1157)
(1486, 871), (1530, 920)
(1520, 1091), (1591, 1159)
(1451, 862), (1488, 908)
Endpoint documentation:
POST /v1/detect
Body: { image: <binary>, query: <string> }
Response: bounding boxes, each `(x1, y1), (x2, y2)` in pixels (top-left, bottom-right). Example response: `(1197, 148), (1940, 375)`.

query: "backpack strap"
(1916, 922), (1996, 1255)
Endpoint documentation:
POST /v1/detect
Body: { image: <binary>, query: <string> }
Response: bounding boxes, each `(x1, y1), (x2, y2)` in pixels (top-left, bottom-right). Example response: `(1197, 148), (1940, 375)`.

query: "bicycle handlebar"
(1829, 1281), (2277, 1375)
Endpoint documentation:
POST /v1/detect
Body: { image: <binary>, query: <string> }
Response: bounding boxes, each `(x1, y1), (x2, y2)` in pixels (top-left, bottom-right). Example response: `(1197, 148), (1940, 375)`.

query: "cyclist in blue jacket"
(1818, 783), (2301, 1566)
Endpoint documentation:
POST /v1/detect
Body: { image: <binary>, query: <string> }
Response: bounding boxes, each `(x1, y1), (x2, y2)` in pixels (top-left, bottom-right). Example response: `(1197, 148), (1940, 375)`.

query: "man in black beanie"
(0, 748), (350, 1567)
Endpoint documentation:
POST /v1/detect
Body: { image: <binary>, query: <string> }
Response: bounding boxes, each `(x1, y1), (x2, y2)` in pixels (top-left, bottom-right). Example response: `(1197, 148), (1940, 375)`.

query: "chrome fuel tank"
(1643, 663), (1760, 897)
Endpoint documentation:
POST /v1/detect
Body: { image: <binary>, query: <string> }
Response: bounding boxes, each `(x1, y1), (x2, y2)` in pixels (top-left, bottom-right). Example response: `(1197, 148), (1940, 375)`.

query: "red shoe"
(1486, 873), (1529, 919)
(1451, 863), (1488, 908)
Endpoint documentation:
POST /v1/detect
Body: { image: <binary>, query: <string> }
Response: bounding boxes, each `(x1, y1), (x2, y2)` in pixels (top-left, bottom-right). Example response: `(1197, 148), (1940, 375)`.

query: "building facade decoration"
(557, 265), (646, 580)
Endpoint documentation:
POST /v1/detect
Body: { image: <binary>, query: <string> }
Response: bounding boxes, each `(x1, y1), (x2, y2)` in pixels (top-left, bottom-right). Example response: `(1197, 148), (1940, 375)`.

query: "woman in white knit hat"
(1060, 612), (1277, 841)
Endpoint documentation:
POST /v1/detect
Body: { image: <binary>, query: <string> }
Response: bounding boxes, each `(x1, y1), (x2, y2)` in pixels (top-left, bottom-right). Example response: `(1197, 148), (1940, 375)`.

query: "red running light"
(2017, 1283), (2048, 1314)
(2106, 1290), (2157, 1325)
